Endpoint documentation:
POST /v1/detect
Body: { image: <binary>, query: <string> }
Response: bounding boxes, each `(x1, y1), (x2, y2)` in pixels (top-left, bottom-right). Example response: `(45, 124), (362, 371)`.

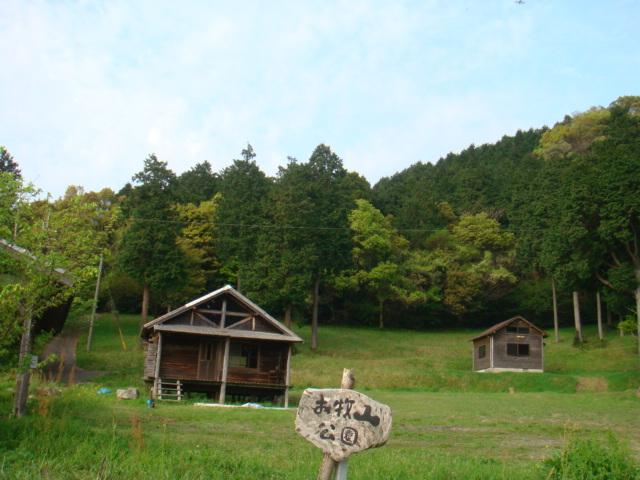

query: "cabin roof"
(0, 237), (74, 286)
(141, 285), (303, 343)
(471, 316), (547, 341)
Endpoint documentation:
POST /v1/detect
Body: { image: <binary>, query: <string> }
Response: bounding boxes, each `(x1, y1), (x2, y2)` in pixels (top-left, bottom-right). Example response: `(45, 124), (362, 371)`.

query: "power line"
(124, 216), (530, 234)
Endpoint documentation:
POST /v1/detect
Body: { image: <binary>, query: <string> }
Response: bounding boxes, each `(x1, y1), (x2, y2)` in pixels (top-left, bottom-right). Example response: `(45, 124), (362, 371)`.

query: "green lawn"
(1, 313), (639, 479)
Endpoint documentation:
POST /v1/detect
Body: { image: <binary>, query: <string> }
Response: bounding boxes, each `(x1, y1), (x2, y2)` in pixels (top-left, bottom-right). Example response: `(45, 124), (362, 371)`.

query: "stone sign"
(295, 388), (392, 462)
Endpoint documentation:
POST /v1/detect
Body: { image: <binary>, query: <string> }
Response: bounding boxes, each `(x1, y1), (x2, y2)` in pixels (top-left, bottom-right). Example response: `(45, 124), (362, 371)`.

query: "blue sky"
(1, 1), (638, 197)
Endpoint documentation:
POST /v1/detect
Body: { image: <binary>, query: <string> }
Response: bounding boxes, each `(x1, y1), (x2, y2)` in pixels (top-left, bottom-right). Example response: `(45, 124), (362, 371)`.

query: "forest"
(1, 96), (639, 360)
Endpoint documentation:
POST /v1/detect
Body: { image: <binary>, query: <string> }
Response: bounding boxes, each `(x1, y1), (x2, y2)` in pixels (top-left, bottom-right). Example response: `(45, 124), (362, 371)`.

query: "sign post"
(295, 369), (392, 480)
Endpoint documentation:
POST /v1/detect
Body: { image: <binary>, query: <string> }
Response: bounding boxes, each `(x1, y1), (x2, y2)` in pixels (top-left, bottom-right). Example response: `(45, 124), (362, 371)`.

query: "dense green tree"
(251, 146), (369, 348)
(0, 146), (21, 179)
(118, 154), (187, 323)
(175, 161), (218, 204)
(173, 193), (221, 300)
(0, 176), (108, 415)
(215, 145), (272, 289)
(587, 104), (640, 352)
(372, 129), (543, 247)
(337, 199), (432, 328)
(421, 212), (517, 317)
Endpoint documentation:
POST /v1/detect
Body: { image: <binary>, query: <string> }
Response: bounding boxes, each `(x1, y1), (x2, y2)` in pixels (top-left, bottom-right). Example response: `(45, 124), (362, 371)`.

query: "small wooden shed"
(471, 316), (547, 372)
(141, 285), (303, 406)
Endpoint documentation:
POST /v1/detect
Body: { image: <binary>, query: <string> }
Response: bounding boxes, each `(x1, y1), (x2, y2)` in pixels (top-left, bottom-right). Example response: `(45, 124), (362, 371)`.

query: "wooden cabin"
(471, 316), (547, 372)
(141, 285), (303, 406)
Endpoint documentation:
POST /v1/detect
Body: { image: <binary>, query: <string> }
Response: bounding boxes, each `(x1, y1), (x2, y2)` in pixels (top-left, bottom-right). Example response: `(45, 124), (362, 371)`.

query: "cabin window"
(478, 345), (486, 359)
(506, 343), (529, 357)
(506, 326), (530, 334)
(230, 343), (259, 369)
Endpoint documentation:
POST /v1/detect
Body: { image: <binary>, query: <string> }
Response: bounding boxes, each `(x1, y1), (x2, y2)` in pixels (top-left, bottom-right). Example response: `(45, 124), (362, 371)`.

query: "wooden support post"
(218, 337), (230, 404)
(552, 278), (559, 343)
(596, 291), (604, 341)
(13, 308), (33, 417)
(317, 369), (355, 480)
(220, 299), (227, 328)
(284, 344), (292, 408)
(154, 333), (163, 398)
(87, 253), (104, 352)
(489, 336), (494, 369)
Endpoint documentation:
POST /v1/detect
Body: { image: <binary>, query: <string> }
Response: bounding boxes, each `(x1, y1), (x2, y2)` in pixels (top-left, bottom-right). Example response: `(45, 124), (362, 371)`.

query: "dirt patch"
(576, 376), (608, 392)
(40, 329), (104, 384)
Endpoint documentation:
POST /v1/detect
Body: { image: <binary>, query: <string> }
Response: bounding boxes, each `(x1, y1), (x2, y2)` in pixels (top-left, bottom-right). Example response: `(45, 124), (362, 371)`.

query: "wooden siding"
(159, 335), (200, 380)
(472, 338), (490, 371)
(143, 336), (158, 379)
(493, 327), (543, 370)
(154, 334), (288, 386)
(226, 341), (288, 385)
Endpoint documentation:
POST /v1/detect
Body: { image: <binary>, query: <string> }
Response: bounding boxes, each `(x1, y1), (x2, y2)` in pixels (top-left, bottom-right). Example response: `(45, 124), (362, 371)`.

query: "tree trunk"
(378, 300), (384, 329)
(311, 278), (320, 351)
(552, 278), (559, 343)
(284, 305), (292, 328)
(607, 305), (613, 328)
(635, 279), (640, 358)
(141, 283), (150, 326)
(236, 272), (241, 292)
(572, 290), (583, 343)
(13, 308), (32, 417)
(596, 291), (603, 341)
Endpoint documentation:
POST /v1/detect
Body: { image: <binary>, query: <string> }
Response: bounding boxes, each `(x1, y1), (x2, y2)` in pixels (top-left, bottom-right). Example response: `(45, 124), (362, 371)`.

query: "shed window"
(478, 345), (486, 359)
(506, 343), (529, 357)
(230, 343), (259, 368)
(506, 326), (530, 334)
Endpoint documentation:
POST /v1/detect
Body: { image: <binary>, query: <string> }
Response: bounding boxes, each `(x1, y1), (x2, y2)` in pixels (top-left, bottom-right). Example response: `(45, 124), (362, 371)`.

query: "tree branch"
(611, 251), (623, 266)
(630, 220), (639, 257)
(596, 272), (615, 290)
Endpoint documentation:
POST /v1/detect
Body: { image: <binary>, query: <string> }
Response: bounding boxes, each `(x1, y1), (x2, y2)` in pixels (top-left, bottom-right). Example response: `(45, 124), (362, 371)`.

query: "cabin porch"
(145, 332), (293, 406)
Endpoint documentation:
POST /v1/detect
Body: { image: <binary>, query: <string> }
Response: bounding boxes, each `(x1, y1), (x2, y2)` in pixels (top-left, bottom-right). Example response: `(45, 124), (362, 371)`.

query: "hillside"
(1, 313), (637, 479)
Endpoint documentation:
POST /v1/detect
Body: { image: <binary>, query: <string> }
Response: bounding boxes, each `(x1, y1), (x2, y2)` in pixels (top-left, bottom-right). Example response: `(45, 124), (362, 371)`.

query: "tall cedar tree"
(119, 155), (187, 324)
(215, 145), (271, 290)
(0, 146), (21, 179)
(174, 161), (218, 204)
(262, 145), (369, 349)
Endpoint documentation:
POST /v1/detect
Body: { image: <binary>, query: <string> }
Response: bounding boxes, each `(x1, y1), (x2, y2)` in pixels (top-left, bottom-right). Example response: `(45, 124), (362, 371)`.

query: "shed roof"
(141, 285), (303, 343)
(0, 237), (74, 286)
(471, 316), (547, 341)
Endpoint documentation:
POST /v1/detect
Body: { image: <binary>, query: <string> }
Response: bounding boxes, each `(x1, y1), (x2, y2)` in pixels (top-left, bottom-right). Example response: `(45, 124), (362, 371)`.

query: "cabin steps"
(154, 378), (183, 401)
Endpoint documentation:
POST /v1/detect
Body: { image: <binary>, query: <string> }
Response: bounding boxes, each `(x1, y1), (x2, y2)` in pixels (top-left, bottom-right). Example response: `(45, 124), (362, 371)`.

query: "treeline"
(1, 96), (639, 354)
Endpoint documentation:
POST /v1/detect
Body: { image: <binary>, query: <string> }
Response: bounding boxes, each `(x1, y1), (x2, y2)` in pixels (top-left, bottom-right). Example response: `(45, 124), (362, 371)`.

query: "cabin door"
(197, 340), (217, 381)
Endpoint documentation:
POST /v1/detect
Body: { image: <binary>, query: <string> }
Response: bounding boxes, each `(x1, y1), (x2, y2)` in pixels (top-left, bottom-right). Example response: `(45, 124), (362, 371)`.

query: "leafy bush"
(618, 316), (637, 336)
(543, 434), (639, 479)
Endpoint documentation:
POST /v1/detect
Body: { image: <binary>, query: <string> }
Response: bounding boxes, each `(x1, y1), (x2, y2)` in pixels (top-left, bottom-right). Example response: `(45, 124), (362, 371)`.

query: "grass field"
(1, 313), (639, 479)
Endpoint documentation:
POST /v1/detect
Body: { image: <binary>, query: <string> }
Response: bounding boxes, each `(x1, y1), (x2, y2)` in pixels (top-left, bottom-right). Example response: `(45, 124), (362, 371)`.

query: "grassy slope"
(1, 314), (639, 479)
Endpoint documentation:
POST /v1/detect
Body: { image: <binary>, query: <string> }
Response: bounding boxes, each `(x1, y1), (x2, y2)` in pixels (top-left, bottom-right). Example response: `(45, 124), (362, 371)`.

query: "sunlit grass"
(1, 313), (638, 479)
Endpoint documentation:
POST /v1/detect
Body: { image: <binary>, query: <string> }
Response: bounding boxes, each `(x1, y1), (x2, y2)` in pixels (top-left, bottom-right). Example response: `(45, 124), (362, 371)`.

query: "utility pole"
(86, 254), (104, 352)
